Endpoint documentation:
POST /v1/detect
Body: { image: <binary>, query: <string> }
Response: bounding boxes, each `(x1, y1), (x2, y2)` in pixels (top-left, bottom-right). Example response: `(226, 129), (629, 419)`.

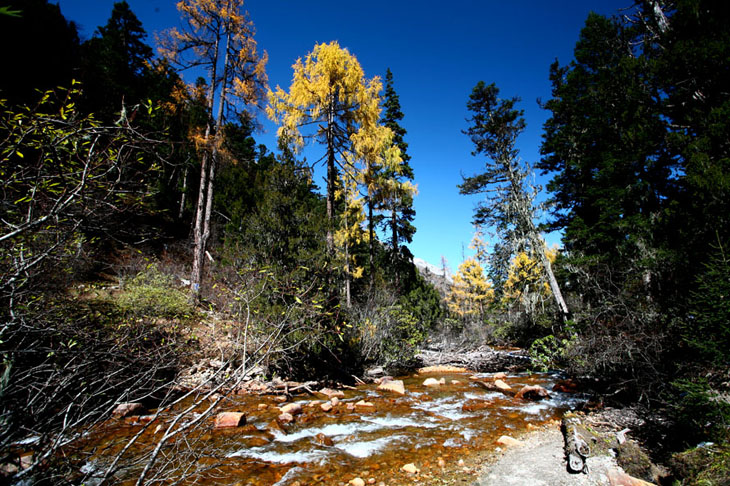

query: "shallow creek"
(82, 371), (583, 485)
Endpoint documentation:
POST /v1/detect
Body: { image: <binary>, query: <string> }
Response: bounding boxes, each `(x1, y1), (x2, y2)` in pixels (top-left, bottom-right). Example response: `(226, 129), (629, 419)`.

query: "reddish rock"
(278, 412), (295, 424)
(355, 400), (376, 411)
(553, 379), (579, 393)
(247, 436), (271, 447)
(492, 372), (508, 380)
(112, 402), (146, 418)
(401, 463), (420, 474)
(451, 380), (462, 385)
(331, 397), (340, 407)
(279, 403), (303, 415)
(318, 387), (345, 399)
(461, 399), (492, 412)
(346, 403), (356, 411)
(607, 469), (655, 486)
(214, 412), (246, 429)
(273, 395), (287, 403)
(315, 432), (334, 446)
(320, 402), (333, 412)
(377, 379), (406, 395)
(515, 385), (550, 401)
(257, 403), (268, 410)
(349, 478), (365, 486)
(266, 419), (287, 435)
(494, 379), (512, 391)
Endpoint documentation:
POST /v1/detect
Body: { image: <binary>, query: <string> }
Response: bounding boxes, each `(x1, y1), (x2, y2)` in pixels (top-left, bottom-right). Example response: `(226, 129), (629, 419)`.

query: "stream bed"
(79, 370), (584, 485)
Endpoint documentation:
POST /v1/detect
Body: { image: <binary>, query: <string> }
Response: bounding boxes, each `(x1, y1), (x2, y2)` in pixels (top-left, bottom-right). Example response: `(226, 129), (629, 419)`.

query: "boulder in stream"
(494, 379), (512, 391)
(318, 387), (345, 399)
(401, 463), (420, 474)
(278, 412), (295, 424)
(377, 379), (405, 395)
(515, 385), (550, 401)
(214, 412), (246, 429)
(279, 402), (303, 415)
(423, 377), (441, 387)
(112, 402), (146, 418)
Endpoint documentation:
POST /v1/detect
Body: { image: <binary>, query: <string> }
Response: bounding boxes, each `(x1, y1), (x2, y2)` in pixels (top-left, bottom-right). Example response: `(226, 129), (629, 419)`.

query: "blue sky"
(58, 0), (629, 273)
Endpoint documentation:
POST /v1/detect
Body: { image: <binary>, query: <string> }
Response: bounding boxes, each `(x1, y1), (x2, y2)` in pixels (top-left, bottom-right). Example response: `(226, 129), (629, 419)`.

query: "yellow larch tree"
(333, 170), (368, 306)
(159, 0), (268, 301)
(267, 41), (382, 251)
(502, 245), (558, 313)
(447, 256), (495, 320)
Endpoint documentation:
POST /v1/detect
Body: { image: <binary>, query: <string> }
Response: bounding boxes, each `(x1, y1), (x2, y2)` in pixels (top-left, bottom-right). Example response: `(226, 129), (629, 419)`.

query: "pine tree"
(460, 81), (568, 317)
(447, 255), (494, 320)
(379, 69), (416, 261)
(80, 1), (153, 121)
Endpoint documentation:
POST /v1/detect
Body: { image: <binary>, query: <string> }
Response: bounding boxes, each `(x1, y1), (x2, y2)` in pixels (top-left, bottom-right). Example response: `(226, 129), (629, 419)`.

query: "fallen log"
(416, 348), (531, 372)
(562, 412), (590, 474)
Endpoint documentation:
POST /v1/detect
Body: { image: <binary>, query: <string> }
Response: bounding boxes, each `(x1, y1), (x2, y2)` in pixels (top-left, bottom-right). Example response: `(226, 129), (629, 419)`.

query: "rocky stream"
(77, 361), (590, 486)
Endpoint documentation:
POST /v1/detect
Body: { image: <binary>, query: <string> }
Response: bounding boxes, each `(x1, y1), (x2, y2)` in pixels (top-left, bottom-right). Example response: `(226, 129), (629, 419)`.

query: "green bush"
(117, 264), (193, 318)
(671, 379), (730, 445)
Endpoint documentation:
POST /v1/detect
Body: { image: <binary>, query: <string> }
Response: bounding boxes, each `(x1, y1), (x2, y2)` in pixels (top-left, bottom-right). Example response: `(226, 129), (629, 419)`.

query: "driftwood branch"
(562, 412), (590, 474)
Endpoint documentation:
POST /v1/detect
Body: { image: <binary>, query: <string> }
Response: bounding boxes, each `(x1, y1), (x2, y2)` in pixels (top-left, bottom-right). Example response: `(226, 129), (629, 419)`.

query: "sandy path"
(473, 427), (618, 486)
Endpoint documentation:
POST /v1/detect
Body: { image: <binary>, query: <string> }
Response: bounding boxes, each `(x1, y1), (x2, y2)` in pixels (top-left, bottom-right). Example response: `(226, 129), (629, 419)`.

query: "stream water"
(78, 370), (584, 485)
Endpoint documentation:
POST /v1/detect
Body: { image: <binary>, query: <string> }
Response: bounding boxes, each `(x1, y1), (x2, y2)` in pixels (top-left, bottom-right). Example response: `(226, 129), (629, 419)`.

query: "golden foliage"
(447, 257), (494, 318)
(502, 246), (557, 303)
(267, 41), (381, 153)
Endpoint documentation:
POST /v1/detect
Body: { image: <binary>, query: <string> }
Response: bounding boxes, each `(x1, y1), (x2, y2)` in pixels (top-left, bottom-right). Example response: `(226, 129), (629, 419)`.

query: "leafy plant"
(118, 264), (192, 318)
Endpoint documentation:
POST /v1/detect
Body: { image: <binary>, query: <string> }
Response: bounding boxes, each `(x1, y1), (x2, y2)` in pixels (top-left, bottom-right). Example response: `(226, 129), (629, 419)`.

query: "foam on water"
(228, 447), (328, 464)
(275, 421), (383, 443)
(335, 435), (404, 458)
(411, 396), (471, 421)
(272, 466), (304, 486)
(362, 414), (440, 429)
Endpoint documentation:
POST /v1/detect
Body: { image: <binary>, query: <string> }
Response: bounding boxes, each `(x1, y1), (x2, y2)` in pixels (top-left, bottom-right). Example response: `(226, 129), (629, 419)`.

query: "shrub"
(117, 264), (193, 318)
(671, 379), (730, 445)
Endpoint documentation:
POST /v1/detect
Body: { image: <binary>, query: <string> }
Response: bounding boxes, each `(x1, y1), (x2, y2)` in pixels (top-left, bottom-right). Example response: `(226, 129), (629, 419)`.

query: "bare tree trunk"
(531, 233), (570, 319)
(391, 206), (399, 287)
(368, 193), (374, 289)
(190, 32), (221, 301)
(178, 165), (188, 220)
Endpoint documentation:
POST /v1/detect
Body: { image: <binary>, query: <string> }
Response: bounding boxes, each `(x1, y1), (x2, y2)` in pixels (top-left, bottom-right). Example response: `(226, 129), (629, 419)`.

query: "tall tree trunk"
(178, 165), (188, 221)
(190, 29), (221, 301)
(325, 94), (336, 253)
(368, 193), (374, 289)
(391, 206), (399, 287)
(530, 233), (570, 319)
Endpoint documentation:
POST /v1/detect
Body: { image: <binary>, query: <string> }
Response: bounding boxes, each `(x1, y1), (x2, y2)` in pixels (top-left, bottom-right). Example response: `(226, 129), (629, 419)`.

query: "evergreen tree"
(0, 0), (79, 106)
(460, 81), (568, 316)
(538, 14), (672, 274)
(79, 1), (153, 121)
(268, 41), (381, 253)
(379, 69), (416, 259)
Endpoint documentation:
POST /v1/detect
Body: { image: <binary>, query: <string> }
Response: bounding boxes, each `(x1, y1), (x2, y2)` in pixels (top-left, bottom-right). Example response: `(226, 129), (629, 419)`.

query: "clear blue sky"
(58, 0), (629, 273)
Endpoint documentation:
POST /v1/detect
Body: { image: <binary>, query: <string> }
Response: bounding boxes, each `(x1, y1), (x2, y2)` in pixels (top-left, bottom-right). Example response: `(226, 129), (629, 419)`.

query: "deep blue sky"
(57, 0), (630, 273)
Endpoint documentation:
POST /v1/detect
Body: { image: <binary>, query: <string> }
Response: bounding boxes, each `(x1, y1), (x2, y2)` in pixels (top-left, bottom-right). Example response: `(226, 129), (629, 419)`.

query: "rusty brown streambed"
(77, 371), (583, 485)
